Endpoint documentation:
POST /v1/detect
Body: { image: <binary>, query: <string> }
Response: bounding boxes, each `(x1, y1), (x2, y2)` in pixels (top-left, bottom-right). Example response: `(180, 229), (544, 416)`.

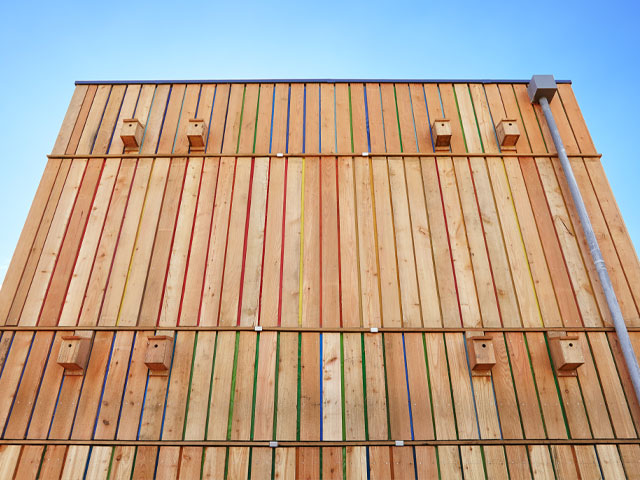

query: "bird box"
(187, 119), (207, 150)
(120, 118), (144, 151)
(57, 335), (91, 375)
(144, 336), (173, 375)
(549, 335), (584, 376)
(468, 335), (496, 376)
(432, 119), (452, 151)
(496, 119), (520, 150)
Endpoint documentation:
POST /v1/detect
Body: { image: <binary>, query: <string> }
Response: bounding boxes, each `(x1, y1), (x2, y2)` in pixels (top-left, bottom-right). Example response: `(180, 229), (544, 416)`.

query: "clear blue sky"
(1, 0), (639, 285)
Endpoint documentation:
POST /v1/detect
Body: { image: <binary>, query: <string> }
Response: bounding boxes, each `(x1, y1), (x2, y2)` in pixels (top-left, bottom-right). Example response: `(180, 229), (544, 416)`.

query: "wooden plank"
(415, 446), (438, 479)
(179, 447), (204, 479)
(484, 446), (510, 479)
(2, 332), (53, 438)
(528, 445), (554, 479)
(156, 447), (180, 480)
(505, 446), (533, 480)
(459, 445), (485, 480)
(322, 333), (342, 441)
(115, 332), (153, 440)
(489, 332), (525, 439)
(343, 333), (366, 440)
(227, 447), (250, 479)
(619, 444), (640, 480)
(392, 446), (416, 479)
(345, 446), (368, 480)
(13, 445), (44, 479)
(39, 445), (67, 479)
(323, 446), (342, 480)
(573, 445), (603, 480)
(86, 446), (113, 479)
(369, 446), (392, 480)
(239, 157), (269, 327)
(184, 332), (216, 440)
(275, 333), (298, 440)
(384, 333), (412, 440)
(207, 331), (236, 439)
(525, 332), (569, 439)
(438, 446), (463, 479)
(425, 333), (456, 440)
(251, 332), (278, 440)
(297, 447), (320, 480)
(159, 332), (196, 440)
(250, 447), (272, 480)
(364, 333), (388, 440)
(229, 332), (257, 440)
(60, 445), (90, 479)
(596, 444), (627, 479)
(405, 333), (434, 440)
(178, 155), (219, 326)
(274, 447), (296, 479)
(131, 446), (157, 479)
(351, 84), (381, 328)
(69, 332), (114, 439)
(0, 445), (20, 479)
(504, 333), (546, 439)
(109, 446), (135, 480)
(299, 333), (320, 440)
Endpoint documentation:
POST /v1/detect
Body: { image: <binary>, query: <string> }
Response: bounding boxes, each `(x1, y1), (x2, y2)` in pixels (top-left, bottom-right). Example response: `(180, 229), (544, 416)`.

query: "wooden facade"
(0, 80), (639, 478)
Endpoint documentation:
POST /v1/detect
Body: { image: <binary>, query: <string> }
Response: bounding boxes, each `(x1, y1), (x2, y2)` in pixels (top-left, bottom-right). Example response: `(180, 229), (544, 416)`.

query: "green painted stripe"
(361, 333), (369, 441)
(249, 334), (261, 440)
(422, 333), (438, 438)
(272, 332), (281, 440)
(393, 85), (404, 153)
(226, 332), (241, 440)
(204, 333), (221, 440)
(181, 333), (199, 440)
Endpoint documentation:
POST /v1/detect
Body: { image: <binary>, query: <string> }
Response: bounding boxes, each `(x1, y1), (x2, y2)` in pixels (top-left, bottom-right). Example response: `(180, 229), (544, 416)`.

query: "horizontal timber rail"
(46, 152), (603, 159)
(75, 79), (573, 85)
(0, 325), (634, 333)
(0, 439), (637, 447)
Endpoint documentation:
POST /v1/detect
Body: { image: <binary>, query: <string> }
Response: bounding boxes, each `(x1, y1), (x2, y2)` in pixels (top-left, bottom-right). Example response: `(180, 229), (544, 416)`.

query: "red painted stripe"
(466, 158), (504, 327)
(236, 158), (257, 326)
(176, 159), (206, 326)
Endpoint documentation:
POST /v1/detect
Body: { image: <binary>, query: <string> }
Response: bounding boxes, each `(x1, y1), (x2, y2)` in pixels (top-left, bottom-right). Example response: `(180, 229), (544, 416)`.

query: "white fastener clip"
(269, 441), (278, 448)
(254, 326), (263, 332)
(362, 152), (369, 157)
(395, 440), (404, 447)
(276, 153), (284, 157)
(370, 327), (379, 333)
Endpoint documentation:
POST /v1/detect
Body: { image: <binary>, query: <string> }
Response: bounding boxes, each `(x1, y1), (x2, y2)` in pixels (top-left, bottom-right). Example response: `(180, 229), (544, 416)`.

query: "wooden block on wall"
(120, 118), (144, 151)
(144, 336), (173, 375)
(549, 335), (584, 376)
(468, 335), (496, 376)
(431, 119), (452, 151)
(57, 335), (91, 375)
(187, 119), (207, 150)
(496, 119), (520, 150)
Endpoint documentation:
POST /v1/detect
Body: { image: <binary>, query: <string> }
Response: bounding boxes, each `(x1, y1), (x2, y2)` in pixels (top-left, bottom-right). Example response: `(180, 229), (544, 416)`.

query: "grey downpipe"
(533, 83), (640, 405)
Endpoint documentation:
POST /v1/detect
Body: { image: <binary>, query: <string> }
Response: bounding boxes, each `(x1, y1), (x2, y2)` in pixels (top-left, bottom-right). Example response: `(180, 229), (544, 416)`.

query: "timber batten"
(0, 80), (639, 478)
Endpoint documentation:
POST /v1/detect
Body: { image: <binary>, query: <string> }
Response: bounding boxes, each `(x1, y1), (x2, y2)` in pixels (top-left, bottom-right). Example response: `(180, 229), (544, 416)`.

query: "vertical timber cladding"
(0, 80), (638, 478)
